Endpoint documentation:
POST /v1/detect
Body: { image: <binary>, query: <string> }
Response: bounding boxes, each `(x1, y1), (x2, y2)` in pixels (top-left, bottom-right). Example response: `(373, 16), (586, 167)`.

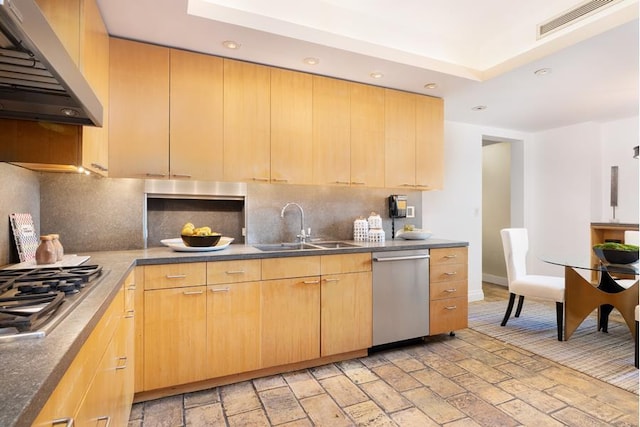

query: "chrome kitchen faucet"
(280, 202), (310, 243)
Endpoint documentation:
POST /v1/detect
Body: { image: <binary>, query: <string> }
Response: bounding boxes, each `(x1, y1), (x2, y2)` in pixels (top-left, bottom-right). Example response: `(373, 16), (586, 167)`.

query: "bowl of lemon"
(180, 223), (222, 247)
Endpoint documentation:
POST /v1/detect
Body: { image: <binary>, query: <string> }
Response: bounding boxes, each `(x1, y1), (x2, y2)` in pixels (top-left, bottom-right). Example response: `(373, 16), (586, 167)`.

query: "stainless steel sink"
(309, 241), (361, 249)
(253, 243), (318, 252)
(253, 241), (361, 252)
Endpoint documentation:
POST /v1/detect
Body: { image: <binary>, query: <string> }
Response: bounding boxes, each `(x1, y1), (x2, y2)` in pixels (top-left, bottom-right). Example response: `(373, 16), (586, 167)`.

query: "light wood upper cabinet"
(385, 88), (444, 190)
(223, 59), (271, 182)
(271, 68), (313, 185)
(109, 38), (170, 178)
(312, 75), (351, 186)
(416, 96), (444, 190)
(170, 49), (224, 181)
(385, 89), (417, 189)
(35, 0), (81, 64)
(80, 0), (109, 175)
(350, 83), (385, 188)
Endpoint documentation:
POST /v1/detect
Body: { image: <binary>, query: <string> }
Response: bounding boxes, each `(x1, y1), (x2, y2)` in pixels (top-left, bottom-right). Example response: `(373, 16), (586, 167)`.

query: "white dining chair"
(500, 228), (566, 341)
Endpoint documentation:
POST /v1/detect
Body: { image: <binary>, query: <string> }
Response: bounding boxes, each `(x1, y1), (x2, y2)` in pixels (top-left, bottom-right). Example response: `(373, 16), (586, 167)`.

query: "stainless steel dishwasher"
(372, 249), (430, 346)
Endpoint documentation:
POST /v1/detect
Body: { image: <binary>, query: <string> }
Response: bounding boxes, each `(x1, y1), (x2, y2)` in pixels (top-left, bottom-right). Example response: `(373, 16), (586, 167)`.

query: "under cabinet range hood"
(0, 0), (103, 126)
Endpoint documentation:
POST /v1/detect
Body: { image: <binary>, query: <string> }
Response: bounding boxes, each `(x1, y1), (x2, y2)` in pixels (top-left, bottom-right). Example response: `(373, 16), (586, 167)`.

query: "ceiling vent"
(537, 0), (623, 39)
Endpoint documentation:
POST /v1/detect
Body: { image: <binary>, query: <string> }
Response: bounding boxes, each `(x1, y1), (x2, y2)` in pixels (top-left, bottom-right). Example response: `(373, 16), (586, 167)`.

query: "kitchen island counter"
(1, 238), (467, 426)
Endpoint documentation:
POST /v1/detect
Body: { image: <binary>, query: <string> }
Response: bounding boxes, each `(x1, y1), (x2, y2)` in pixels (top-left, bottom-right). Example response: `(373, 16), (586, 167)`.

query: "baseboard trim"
(483, 273), (507, 286)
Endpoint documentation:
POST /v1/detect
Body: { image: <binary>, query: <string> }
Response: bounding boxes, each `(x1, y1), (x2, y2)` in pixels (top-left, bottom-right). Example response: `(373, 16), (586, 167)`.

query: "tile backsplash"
(2, 164), (422, 259)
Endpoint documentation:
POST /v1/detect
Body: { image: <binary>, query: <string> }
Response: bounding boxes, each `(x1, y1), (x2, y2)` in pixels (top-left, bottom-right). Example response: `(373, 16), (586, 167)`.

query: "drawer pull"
(225, 270), (245, 275)
(53, 418), (74, 426)
(303, 280), (320, 284)
(166, 274), (187, 279)
(127, 285), (136, 291)
(272, 178), (289, 183)
(323, 278), (340, 282)
(444, 272), (458, 276)
(444, 254), (458, 259)
(97, 415), (111, 427)
(115, 356), (127, 370)
(171, 173), (192, 179)
(183, 290), (204, 295)
(125, 310), (135, 318)
(252, 177), (270, 182)
(445, 305), (457, 310)
(210, 287), (230, 293)
(444, 288), (457, 293)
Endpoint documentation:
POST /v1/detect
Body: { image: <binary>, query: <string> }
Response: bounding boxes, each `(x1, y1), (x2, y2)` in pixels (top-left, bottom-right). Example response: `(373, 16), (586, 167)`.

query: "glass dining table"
(542, 257), (638, 341)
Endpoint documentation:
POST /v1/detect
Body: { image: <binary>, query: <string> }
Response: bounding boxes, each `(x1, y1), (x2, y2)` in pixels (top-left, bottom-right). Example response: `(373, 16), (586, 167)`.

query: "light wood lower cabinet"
(429, 247), (468, 335)
(207, 281), (261, 378)
(32, 272), (134, 426)
(261, 276), (321, 366)
(143, 285), (207, 390)
(137, 254), (372, 395)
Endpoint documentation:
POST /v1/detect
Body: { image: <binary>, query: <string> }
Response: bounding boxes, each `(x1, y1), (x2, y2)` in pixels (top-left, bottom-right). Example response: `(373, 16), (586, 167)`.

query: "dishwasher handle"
(373, 254), (430, 262)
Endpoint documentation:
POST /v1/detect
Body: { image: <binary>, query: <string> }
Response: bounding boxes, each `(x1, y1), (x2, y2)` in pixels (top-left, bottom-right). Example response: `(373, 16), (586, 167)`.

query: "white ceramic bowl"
(396, 229), (432, 240)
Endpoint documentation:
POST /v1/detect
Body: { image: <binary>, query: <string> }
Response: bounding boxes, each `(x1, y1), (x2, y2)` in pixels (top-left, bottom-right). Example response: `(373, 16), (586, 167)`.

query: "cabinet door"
(350, 83), (385, 188)
(223, 59), (271, 182)
(35, 0), (80, 64)
(415, 96), (444, 190)
(144, 286), (207, 390)
(312, 76), (351, 186)
(80, 0), (109, 175)
(271, 68), (313, 184)
(385, 89), (416, 189)
(207, 282), (261, 378)
(109, 38), (170, 178)
(321, 271), (372, 356)
(170, 49), (224, 181)
(261, 277), (320, 367)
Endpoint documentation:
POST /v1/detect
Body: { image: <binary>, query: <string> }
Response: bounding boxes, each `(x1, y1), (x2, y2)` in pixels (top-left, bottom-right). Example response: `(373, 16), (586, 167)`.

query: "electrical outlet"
(406, 206), (415, 218)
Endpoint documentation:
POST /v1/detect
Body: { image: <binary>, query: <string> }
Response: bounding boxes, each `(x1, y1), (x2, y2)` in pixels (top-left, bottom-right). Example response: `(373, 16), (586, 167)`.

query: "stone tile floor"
(129, 285), (639, 426)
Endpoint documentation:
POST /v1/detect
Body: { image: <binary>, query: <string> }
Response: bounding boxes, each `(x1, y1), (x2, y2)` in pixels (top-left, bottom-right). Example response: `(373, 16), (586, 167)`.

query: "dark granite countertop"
(1, 238), (467, 426)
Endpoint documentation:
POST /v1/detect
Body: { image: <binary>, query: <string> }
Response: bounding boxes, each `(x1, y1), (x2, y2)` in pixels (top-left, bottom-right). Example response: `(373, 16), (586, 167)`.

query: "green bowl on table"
(593, 243), (639, 265)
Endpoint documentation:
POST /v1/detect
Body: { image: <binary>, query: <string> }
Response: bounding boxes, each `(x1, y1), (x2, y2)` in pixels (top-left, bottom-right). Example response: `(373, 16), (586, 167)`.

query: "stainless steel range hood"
(0, 0), (103, 126)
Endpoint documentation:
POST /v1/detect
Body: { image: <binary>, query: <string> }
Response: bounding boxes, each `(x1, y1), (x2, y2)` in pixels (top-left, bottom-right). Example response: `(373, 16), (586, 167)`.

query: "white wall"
(425, 116), (638, 301)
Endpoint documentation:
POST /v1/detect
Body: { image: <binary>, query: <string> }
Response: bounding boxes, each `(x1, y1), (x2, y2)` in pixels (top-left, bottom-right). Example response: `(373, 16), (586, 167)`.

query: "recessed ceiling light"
(534, 67), (552, 76)
(370, 72), (384, 79)
(471, 105), (487, 111)
(303, 57), (319, 65)
(424, 83), (437, 89)
(222, 40), (241, 49)
(60, 108), (79, 117)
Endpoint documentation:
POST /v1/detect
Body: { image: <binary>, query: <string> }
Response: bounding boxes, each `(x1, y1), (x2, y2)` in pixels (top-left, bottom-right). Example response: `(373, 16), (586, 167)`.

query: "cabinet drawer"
(262, 256), (320, 280)
(430, 262), (468, 283)
(429, 297), (468, 335)
(321, 253), (371, 275)
(430, 247), (467, 265)
(430, 280), (468, 300)
(144, 262), (206, 290)
(207, 259), (261, 284)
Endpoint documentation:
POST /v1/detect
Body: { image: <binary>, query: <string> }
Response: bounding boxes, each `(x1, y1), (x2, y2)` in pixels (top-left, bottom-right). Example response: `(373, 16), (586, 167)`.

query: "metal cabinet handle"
(127, 285), (136, 291)
(444, 254), (458, 259)
(303, 280), (320, 284)
(334, 181), (350, 185)
(52, 418), (74, 427)
(444, 288), (457, 293)
(125, 310), (135, 318)
(444, 272), (458, 276)
(225, 270), (245, 275)
(350, 181), (365, 185)
(252, 177), (270, 182)
(323, 278), (340, 282)
(171, 173), (192, 179)
(145, 173), (166, 178)
(374, 255), (430, 262)
(97, 415), (111, 427)
(272, 178), (289, 183)
(115, 356), (127, 370)
(210, 287), (230, 293)
(445, 305), (457, 310)
(183, 290), (204, 295)
(166, 274), (187, 279)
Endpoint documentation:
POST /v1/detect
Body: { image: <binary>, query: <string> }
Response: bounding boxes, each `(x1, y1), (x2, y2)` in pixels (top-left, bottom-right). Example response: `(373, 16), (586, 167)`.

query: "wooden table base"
(564, 266), (638, 341)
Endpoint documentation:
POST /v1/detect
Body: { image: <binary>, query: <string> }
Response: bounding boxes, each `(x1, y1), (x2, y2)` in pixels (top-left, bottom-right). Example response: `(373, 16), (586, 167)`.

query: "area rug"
(468, 299), (639, 394)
